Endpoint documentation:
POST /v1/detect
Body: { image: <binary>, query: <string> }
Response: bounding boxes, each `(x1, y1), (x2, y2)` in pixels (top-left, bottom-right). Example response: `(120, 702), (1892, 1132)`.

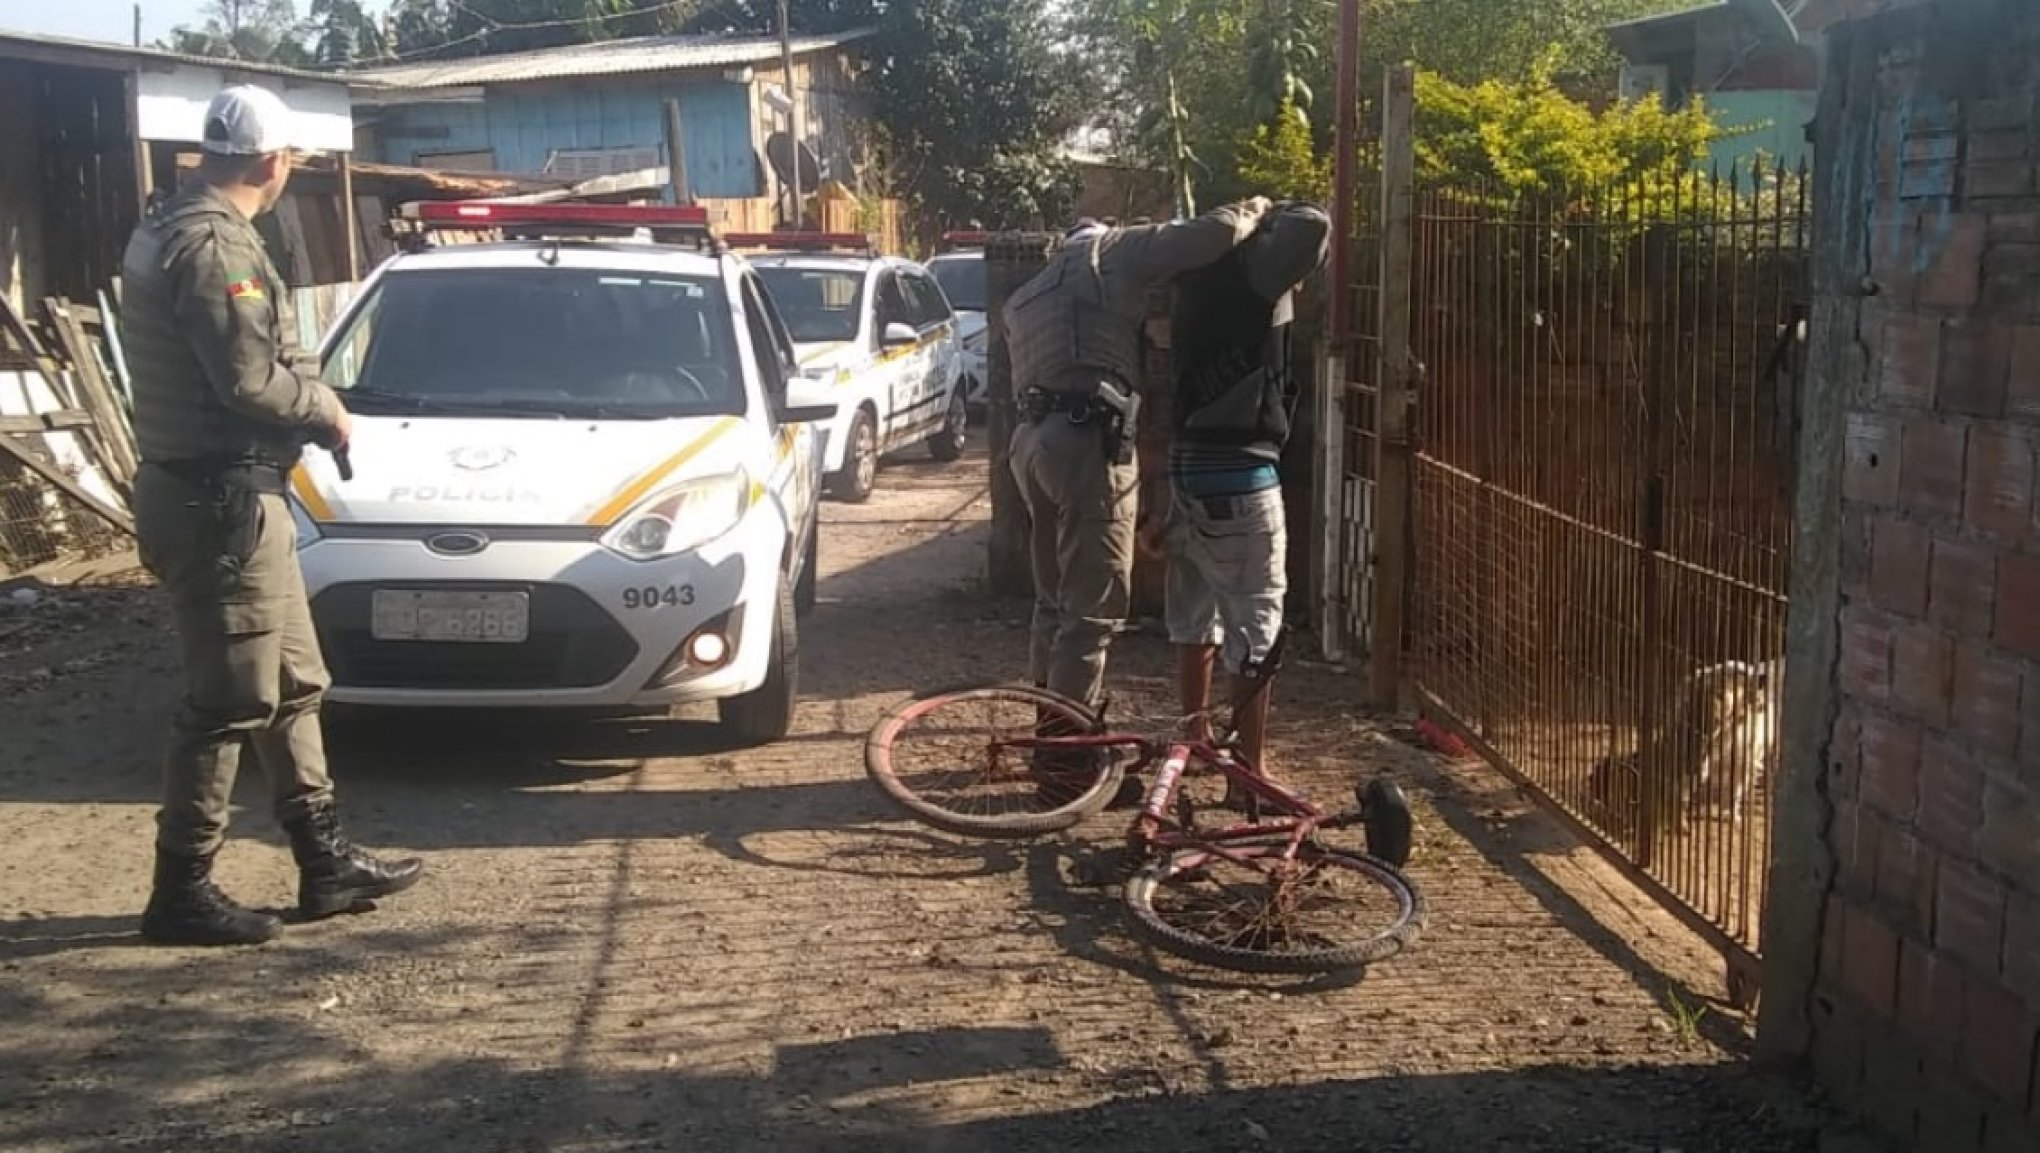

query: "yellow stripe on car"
(291, 465), (336, 522)
(584, 416), (742, 526)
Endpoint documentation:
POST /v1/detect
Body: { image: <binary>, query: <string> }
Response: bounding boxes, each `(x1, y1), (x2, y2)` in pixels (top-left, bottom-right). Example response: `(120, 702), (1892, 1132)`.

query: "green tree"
(1235, 97), (1330, 202)
(164, 0), (312, 65)
(386, 0), (692, 59)
(309, 0), (387, 65)
(865, 0), (1081, 230)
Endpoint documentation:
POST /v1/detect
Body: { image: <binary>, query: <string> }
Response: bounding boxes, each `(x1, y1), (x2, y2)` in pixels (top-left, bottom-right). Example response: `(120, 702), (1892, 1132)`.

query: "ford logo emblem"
(425, 531), (489, 556)
(449, 445), (515, 472)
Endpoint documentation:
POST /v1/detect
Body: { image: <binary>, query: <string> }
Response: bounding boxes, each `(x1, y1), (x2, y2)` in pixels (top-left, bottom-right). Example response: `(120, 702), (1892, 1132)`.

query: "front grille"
(313, 582), (639, 691)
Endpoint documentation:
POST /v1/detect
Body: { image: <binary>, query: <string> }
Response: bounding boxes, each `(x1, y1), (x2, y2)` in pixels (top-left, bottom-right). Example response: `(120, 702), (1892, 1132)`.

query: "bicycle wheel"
(1124, 842), (1425, 975)
(864, 683), (1126, 839)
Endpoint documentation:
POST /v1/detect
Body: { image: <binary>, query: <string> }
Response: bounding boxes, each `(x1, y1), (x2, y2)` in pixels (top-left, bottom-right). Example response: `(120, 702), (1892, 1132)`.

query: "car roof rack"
(394, 201), (724, 254)
(723, 231), (877, 257)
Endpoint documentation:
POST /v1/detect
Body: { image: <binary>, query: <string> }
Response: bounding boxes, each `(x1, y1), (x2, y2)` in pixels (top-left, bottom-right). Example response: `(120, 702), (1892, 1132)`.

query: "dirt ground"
(0, 440), (1886, 1153)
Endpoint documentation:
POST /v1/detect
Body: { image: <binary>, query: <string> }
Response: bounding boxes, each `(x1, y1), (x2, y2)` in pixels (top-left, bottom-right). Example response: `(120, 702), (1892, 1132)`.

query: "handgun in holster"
(1091, 380), (1140, 466)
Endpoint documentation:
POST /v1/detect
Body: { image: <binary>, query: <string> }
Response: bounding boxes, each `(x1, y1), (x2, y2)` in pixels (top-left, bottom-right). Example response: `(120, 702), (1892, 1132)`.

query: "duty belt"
(1019, 388), (1100, 423)
(150, 456), (289, 495)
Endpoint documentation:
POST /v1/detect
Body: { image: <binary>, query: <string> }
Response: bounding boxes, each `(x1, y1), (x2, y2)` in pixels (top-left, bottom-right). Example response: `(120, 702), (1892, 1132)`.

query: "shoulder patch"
(227, 276), (266, 301)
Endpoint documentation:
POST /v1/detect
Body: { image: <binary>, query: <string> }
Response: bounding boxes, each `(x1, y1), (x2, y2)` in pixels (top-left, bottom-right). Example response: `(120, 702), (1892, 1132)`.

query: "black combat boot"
(283, 800), (424, 921)
(140, 850), (283, 947)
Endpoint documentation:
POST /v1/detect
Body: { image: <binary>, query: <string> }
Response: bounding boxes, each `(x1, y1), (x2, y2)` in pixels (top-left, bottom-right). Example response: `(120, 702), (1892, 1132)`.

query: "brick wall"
(1806, 2), (2040, 1149)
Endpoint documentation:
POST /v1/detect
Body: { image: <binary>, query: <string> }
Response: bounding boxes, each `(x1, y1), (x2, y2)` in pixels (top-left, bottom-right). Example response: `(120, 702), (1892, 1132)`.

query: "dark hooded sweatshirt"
(1168, 202), (1331, 497)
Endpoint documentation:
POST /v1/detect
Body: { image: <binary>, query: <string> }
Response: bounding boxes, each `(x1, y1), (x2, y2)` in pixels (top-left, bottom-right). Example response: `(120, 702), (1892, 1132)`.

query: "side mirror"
(880, 322), (919, 349)
(778, 402), (837, 424)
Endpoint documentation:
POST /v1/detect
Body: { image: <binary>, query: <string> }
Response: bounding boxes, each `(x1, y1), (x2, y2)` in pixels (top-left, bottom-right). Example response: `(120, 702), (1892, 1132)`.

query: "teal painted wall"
(372, 79), (762, 198)
(1701, 89), (1818, 174)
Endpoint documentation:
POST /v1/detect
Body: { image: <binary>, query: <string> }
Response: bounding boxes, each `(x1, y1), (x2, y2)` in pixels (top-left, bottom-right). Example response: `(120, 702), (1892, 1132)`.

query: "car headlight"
(288, 496), (321, 550)
(602, 470), (751, 561)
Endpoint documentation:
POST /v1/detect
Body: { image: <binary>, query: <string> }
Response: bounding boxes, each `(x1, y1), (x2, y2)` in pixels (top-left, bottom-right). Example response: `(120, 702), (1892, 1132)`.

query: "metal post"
(1312, 347), (1347, 660)
(133, 4), (141, 47)
(777, 0), (803, 228)
(1328, 0), (1361, 348)
(1368, 64), (1416, 708)
(662, 98), (691, 204)
(339, 152), (360, 283)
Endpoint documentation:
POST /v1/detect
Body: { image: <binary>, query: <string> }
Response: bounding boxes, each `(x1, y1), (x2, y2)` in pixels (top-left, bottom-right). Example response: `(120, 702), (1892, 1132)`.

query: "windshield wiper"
(341, 387), (470, 414)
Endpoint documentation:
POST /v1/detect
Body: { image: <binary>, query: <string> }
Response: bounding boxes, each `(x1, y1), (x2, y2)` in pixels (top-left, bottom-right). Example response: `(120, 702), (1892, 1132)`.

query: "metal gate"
(1400, 164), (1811, 996)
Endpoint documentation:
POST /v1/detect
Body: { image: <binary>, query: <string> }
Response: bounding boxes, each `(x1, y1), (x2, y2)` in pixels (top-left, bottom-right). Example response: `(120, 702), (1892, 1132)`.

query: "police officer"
(122, 86), (423, 947)
(1003, 199), (1268, 801)
(1149, 202), (1331, 793)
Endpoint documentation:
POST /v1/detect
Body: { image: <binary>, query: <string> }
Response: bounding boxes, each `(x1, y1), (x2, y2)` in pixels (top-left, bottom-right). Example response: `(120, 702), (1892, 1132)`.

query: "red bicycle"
(864, 683), (1426, 975)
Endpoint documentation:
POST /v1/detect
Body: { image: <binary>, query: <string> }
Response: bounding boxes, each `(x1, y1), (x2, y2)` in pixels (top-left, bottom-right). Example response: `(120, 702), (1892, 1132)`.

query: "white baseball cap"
(200, 84), (298, 156)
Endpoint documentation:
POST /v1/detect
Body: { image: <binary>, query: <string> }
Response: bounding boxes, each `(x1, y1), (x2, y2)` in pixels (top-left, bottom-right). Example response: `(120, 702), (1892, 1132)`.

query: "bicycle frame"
(1009, 728), (1337, 868)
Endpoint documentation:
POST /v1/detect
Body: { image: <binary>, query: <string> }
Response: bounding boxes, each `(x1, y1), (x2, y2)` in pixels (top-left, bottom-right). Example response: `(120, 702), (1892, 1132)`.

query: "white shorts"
(1164, 485), (1287, 674)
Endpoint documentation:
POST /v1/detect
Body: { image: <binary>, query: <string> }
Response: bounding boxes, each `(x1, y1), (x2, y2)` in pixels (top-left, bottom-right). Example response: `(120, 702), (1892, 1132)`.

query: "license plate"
(370, 590), (530, 644)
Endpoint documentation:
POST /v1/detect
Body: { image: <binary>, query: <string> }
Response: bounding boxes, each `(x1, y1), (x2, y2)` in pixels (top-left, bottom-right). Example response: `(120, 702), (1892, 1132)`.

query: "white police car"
(741, 235), (967, 502)
(926, 236), (988, 411)
(290, 202), (829, 744)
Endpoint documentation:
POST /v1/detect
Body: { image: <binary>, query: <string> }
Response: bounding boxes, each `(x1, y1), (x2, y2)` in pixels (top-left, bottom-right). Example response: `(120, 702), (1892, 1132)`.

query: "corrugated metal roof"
(349, 29), (873, 91)
(0, 27), (349, 84)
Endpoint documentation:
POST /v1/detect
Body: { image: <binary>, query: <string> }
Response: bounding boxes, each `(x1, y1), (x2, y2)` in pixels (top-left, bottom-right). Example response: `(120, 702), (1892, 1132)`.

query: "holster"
(153, 457), (288, 578)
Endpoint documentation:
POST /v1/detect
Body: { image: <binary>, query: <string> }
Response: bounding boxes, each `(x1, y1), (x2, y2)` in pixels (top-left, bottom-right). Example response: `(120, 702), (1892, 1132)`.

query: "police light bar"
(940, 231), (989, 249)
(404, 201), (713, 229)
(723, 231), (874, 254)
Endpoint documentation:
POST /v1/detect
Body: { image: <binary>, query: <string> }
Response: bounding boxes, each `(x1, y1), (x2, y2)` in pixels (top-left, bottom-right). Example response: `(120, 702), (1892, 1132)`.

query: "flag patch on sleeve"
(227, 277), (266, 301)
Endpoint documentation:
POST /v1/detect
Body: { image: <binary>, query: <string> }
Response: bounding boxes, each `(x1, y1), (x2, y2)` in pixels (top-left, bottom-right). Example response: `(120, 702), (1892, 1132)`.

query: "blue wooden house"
(349, 30), (873, 217)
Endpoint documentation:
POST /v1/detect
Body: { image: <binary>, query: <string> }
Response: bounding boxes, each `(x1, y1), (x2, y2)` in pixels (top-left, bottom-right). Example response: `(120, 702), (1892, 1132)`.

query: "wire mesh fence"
(1403, 161), (1811, 980)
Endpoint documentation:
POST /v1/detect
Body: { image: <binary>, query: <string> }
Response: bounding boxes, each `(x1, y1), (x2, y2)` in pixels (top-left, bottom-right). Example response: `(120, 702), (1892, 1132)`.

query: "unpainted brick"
(1980, 778), (2040, 896)
(1965, 429), (2037, 542)
(2009, 897), (2040, 1007)
(1899, 935), (1970, 1065)
(1920, 733), (1987, 856)
(1876, 814), (1939, 937)
(1884, 316), (1945, 409)
(1933, 537), (2001, 638)
(1985, 243), (2040, 314)
(1998, 554), (2040, 662)
(1847, 413), (1906, 507)
(1902, 419), (1970, 519)
(1963, 978), (2038, 1108)
(1941, 319), (2013, 418)
(1842, 610), (1897, 703)
(1937, 855), (2009, 977)
(1892, 623), (1957, 724)
(1920, 213), (1988, 309)
(1966, 161), (2038, 201)
(1871, 516), (1933, 616)
(1951, 643), (2025, 758)
(1844, 900), (1905, 1017)
(1861, 710), (1922, 819)
(1842, 508), (1873, 601)
(2012, 326), (2040, 423)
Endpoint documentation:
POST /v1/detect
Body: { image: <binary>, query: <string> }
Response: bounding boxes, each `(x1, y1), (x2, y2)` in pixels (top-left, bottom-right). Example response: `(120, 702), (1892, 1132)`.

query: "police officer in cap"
(121, 85), (423, 947)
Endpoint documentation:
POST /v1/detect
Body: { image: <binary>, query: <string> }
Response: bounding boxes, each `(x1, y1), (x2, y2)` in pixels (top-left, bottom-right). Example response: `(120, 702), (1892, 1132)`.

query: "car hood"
(792, 340), (863, 377)
(291, 414), (752, 527)
(953, 310), (987, 342)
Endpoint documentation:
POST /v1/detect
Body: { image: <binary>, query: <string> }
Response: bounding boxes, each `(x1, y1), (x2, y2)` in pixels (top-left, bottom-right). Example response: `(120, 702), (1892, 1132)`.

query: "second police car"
(291, 202), (829, 744)
(736, 234), (968, 502)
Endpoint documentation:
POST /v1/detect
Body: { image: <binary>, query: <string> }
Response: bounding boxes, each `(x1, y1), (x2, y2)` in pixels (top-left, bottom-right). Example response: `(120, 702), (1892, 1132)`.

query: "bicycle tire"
(864, 683), (1125, 839)
(1123, 842), (1425, 975)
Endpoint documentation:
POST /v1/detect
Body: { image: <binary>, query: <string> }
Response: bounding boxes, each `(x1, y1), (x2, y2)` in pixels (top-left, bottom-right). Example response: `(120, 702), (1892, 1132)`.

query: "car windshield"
(928, 255), (985, 312)
(320, 267), (745, 420)
(755, 265), (865, 344)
